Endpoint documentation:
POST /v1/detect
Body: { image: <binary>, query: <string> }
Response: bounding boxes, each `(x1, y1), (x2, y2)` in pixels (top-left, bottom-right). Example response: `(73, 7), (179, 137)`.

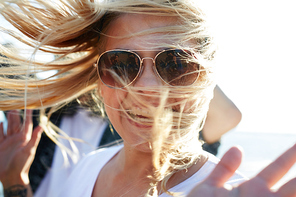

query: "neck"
(115, 143), (208, 189)
(116, 142), (154, 179)
(94, 144), (208, 197)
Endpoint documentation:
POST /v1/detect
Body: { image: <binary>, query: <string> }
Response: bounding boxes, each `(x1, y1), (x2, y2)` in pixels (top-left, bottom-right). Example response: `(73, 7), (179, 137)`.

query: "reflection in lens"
(156, 49), (199, 86)
(98, 51), (140, 88)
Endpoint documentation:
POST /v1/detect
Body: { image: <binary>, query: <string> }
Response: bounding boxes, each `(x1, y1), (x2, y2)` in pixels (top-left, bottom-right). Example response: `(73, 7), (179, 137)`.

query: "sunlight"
(200, 0), (296, 133)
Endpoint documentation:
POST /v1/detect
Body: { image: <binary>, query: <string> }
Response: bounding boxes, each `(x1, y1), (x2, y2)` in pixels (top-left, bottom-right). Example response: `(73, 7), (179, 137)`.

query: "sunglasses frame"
(94, 49), (199, 89)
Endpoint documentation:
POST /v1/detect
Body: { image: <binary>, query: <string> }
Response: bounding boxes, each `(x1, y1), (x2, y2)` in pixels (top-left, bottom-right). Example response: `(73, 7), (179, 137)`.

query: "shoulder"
(81, 144), (123, 163)
(72, 144), (123, 174)
(58, 145), (123, 197)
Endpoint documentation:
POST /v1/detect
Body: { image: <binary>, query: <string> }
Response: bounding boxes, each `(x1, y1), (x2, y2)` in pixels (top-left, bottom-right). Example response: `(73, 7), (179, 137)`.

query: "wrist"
(1, 173), (29, 189)
(2, 173), (32, 197)
(4, 184), (28, 197)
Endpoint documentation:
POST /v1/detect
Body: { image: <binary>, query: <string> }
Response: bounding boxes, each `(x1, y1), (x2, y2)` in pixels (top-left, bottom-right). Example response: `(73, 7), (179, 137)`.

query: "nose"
(133, 58), (163, 88)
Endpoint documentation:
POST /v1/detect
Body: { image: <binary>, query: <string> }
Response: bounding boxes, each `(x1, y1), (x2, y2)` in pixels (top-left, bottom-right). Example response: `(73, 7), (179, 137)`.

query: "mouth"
(127, 107), (151, 120)
(126, 107), (153, 128)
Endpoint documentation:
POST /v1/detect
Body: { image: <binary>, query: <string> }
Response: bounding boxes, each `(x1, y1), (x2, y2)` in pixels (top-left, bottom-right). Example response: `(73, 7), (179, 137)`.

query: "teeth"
(130, 107), (150, 116)
(127, 107), (151, 119)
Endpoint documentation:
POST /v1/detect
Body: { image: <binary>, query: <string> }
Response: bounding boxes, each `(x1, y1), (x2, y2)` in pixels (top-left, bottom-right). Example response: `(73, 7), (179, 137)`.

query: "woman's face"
(100, 14), (181, 151)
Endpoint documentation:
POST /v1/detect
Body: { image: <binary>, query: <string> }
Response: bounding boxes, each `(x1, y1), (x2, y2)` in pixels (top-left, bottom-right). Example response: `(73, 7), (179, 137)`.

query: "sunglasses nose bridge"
(134, 57), (161, 85)
(141, 57), (155, 63)
(139, 57), (155, 71)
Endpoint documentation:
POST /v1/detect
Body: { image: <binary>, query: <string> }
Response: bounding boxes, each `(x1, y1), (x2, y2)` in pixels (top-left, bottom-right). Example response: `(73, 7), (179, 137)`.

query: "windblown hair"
(0, 0), (216, 196)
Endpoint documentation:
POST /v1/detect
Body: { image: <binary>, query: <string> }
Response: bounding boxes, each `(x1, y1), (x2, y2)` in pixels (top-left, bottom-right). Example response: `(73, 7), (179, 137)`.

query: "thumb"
(205, 146), (243, 187)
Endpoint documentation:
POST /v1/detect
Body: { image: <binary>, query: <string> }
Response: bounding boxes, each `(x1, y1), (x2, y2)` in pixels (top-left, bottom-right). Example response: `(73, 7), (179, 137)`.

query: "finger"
(256, 143), (296, 188)
(23, 109), (33, 141)
(24, 125), (43, 153)
(6, 110), (21, 135)
(275, 177), (296, 197)
(0, 122), (5, 142)
(205, 146), (243, 187)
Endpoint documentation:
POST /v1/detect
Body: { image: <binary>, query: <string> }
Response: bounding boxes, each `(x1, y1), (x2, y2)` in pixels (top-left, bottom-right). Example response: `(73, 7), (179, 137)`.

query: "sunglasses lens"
(156, 49), (199, 86)
(98, 51), (140, 88)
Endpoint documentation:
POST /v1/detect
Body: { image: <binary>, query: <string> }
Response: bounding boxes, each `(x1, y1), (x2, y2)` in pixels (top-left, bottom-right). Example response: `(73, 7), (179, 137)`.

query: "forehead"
(104, 14), (179, 50)
(107, 14), (177, 35)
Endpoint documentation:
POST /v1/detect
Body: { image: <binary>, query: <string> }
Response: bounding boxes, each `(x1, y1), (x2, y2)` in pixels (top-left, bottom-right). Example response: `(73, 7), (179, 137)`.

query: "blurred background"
(200, 0), (296, 189)
(204, 0), (296, 135)
(0, 0), (295, 195)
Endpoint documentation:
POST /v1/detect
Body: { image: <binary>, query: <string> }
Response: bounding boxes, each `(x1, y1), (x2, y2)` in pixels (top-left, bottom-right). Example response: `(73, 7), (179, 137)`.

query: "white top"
(58, 145), (247, 197)
(34, 109), (108, 197)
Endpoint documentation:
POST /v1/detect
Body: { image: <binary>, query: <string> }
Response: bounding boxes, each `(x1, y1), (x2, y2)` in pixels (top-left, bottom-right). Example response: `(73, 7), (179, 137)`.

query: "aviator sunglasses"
(95, 49), (200, 88)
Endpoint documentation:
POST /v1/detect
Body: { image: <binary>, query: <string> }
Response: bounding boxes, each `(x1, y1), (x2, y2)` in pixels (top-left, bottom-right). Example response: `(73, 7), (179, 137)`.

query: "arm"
(188, 143), (296, 197)
(202, 86), (242, 144)
(0, 110), (42, 197)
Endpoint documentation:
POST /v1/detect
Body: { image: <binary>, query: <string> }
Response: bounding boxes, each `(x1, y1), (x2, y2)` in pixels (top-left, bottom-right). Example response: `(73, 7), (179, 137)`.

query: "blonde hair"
(0, 0), (216, 196)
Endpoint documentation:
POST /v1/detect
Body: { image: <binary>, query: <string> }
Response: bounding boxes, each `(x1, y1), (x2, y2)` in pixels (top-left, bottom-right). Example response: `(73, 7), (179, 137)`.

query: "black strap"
(199, 130), (221, 156)
(99, 123), (121, 147)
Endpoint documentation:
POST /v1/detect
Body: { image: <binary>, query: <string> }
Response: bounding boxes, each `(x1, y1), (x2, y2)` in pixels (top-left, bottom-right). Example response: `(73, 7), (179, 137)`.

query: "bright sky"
(200, 0), (296, 134)
(1, 0), (296, 134)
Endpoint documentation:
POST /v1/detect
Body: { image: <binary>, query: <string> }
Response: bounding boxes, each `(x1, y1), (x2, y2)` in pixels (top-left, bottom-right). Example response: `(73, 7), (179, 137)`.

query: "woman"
(0, 0), (295, 197)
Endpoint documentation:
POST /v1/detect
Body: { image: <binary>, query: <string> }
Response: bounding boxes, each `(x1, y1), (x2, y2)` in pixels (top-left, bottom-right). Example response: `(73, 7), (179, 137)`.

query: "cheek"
(170, 97), (195, 113)
(100, 85), (120, 125)
(100, 83), (128, 109)
(99, 83), (107, 101)
(100, 85), (114, 108)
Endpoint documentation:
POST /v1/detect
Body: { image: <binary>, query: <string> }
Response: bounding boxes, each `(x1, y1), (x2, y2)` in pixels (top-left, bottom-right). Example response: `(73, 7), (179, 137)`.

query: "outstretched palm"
(188, 145), (296, 197)
(0, 110), (42, 186)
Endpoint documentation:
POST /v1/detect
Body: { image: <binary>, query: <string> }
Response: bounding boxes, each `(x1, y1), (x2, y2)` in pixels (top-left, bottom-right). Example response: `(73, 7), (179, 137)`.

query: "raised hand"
(188, 144), (296, 197)
(0, 110), (43, 196)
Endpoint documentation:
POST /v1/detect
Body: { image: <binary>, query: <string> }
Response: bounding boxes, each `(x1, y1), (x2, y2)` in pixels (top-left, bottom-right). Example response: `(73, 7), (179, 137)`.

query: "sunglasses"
(95, 49), (200, 89)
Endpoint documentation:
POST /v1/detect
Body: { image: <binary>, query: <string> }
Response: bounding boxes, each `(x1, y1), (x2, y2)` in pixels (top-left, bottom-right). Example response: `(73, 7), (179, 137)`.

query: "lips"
(127, 107), (150, 117)
(126, 107), (153, 128)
